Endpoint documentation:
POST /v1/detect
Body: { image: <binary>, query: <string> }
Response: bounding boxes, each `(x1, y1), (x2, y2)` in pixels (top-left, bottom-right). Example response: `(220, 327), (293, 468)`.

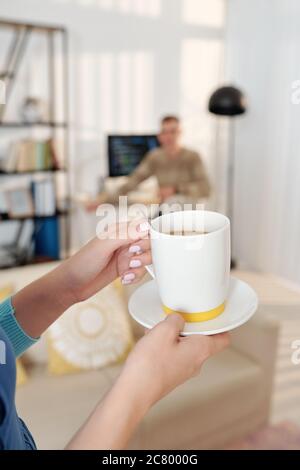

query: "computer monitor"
(108, 135), (159, 177)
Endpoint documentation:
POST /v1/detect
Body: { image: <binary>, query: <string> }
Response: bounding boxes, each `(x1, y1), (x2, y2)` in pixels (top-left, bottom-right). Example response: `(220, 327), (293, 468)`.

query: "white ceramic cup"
(147, 210), (231, 322)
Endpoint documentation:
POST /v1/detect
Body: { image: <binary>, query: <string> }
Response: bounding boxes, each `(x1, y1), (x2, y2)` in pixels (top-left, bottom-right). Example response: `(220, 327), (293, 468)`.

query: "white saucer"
(128, 277), (258, 336)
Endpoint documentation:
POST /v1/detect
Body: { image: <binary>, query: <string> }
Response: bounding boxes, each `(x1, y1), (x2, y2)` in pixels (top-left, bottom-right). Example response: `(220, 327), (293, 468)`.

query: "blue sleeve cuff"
(0, 297), (39, 357)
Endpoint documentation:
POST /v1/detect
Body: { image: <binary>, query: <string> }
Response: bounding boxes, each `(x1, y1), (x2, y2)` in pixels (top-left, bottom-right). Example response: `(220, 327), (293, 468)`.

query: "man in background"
(85, 115), (211, 210)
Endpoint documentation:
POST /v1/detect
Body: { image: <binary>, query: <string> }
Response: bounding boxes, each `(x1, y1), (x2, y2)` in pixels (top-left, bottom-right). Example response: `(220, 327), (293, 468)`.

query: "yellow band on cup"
(163, 303), (225, 323)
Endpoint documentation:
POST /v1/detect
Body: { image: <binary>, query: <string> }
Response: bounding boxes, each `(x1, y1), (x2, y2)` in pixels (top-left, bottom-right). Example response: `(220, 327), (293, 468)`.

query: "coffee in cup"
(163, 229), (209, 236)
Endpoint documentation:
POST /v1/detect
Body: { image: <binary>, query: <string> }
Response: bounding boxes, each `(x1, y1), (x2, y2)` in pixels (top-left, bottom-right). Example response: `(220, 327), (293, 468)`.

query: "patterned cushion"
(47, 280), (134, 375)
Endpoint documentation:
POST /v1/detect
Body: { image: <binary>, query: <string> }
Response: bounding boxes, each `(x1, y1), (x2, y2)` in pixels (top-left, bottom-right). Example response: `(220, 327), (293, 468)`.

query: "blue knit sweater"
(0, 297), (38, 449)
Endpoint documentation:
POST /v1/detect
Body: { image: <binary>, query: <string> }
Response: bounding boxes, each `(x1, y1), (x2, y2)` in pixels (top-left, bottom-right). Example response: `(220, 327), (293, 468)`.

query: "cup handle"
(146, 264), (155, 279)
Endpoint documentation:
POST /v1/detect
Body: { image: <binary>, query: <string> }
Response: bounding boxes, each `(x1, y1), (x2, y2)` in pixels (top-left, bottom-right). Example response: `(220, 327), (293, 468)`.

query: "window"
(183, 0), (225, 27)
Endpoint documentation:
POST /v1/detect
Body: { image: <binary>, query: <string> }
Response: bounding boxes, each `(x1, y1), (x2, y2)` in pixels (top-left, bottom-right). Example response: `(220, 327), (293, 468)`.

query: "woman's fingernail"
(122, 273), (136, 284)
(129, 245), (142, 254)
(130, 259), (142, 268)
(138, 221), (150, 233)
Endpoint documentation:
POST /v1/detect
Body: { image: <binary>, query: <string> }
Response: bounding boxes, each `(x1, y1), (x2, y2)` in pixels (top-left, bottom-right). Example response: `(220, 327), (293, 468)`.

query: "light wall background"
(0, 0), (226, 241)
(1, 0), (300, 287)
(226, 0), (300, 286)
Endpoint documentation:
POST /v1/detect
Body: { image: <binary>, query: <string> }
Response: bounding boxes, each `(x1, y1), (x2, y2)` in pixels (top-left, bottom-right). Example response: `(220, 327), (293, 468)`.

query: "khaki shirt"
(111, 147), (211, 202)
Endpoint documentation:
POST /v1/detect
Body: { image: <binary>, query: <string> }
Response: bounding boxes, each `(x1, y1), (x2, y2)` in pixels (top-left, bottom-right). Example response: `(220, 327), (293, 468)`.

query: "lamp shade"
(208, 86), (247, 116)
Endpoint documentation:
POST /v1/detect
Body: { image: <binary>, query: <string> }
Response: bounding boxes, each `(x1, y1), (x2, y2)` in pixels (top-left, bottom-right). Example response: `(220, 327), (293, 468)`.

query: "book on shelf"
(34, 216), (60, 261)
(0, 190), (8, 214)
(32, 176), (56, 217)
(0, 139), (59, 173)
(0, 176), (57, 218)
(2, 143), (18, 172)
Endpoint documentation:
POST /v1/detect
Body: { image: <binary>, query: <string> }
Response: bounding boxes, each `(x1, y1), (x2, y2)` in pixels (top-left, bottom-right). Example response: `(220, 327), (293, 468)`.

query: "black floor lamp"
(208, 85), (247, 267)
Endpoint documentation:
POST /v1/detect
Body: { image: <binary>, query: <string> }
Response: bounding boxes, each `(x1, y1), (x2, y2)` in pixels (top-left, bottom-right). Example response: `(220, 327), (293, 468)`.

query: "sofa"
(0, 263), (279, 449)
(128, 306), (279, 449)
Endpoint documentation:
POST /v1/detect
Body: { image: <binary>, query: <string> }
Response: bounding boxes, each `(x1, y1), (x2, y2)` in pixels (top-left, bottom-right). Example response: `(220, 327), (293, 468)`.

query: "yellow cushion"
(47, 279), (134, 375)
(0, 285), (14, 301)
(16, 359), (28, 386)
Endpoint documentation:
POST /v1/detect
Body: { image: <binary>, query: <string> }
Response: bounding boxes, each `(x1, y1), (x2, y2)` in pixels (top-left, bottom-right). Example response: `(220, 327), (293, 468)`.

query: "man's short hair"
(161, 115), (180, 125)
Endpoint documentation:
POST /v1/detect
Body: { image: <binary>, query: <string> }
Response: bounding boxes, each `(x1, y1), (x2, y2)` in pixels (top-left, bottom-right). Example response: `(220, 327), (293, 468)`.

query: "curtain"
(226, 0), (300, 285)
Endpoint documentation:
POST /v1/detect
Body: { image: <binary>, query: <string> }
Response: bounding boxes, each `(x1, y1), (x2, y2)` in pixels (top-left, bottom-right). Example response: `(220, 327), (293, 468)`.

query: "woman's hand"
(61, 219), (151, 304)
(13, 219), (151, 338)
(67, 314), (229, 450)
(120, 314), (230, 410)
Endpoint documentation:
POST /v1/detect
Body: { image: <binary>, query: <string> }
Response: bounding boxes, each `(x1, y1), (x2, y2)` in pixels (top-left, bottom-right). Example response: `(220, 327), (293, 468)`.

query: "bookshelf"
(0, 210), (68, 222)
(0, 19), (70, 269)
(0, 168), (66, 175)
(0, 122), (68, 128)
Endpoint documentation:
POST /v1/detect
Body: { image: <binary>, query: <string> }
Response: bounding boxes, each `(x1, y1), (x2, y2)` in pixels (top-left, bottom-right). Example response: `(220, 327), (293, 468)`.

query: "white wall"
(0, 0), (226, 245)
(226, 0), (300, 285)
